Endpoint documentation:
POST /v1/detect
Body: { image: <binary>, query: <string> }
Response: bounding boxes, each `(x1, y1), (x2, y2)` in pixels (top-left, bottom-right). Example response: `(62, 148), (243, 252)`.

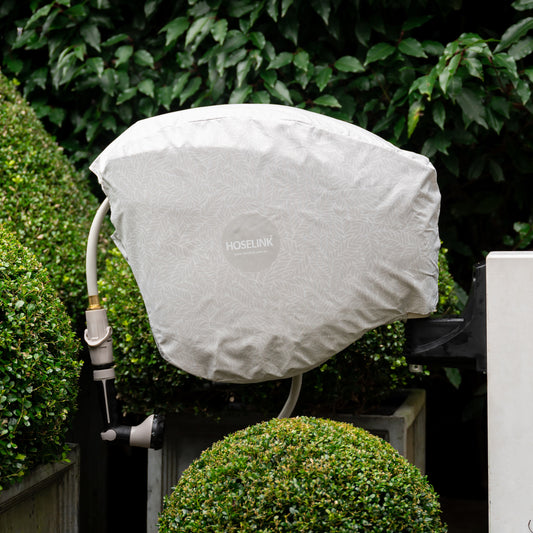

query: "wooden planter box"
(0, 444), (79, 533)
(146, 389), (426, 533)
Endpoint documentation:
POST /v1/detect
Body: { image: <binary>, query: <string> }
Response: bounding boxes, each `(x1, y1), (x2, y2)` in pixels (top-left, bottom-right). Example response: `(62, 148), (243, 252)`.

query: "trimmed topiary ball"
(0, 227), (82, 490)
(159, 417), (447, 532)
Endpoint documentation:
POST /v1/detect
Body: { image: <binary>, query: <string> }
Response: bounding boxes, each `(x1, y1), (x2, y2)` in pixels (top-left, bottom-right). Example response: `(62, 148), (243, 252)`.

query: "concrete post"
(487, 251), (533, 532)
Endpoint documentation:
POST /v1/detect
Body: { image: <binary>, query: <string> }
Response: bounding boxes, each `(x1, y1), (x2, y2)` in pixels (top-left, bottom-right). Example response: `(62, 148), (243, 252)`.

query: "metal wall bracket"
(405, 262), (487, 372)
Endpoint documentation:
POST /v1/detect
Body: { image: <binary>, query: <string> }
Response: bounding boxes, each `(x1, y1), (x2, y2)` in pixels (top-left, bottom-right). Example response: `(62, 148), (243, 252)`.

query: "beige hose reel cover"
(90, 104), (440, 383)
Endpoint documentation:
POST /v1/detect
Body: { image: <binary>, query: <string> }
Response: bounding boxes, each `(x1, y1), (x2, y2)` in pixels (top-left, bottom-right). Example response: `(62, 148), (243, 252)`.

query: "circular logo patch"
(222, 213), (280, 272)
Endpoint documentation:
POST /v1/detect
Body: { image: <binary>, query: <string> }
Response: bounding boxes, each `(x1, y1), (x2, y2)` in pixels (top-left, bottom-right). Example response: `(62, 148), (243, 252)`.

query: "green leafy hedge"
(159, 416), (446, 532)
(0, 227), (82, 491)
(0, 70), (99, 319)
(2, 0), (532, 279)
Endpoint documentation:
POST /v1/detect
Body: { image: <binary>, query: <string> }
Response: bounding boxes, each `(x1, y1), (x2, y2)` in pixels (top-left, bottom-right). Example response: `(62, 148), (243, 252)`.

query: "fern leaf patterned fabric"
(90, 104), (440, 383)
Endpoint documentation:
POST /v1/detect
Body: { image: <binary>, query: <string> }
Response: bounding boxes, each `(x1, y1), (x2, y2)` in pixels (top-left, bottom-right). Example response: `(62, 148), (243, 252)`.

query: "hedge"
(0, 70), (100, 320)
(159, 416), (446, 532)
(0, 227), (82, 491)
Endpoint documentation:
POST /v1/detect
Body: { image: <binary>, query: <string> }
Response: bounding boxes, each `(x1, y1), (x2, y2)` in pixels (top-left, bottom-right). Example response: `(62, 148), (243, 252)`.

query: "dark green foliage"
(159, 416), (447, 532)
(0, 71), (99, 319)
(435, 245), (461, 316)
(0, 228), (82, 490)
(1, 0), (532, 280)
(504, 220), (533, 250)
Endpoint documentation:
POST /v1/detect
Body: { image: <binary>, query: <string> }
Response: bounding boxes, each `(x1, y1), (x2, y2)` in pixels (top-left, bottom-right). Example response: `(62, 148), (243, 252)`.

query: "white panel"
(487, 251), (533, 532)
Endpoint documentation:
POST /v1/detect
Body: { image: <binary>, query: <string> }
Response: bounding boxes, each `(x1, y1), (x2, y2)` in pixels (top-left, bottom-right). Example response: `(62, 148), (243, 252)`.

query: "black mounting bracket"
(405, 262), (487, 373)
